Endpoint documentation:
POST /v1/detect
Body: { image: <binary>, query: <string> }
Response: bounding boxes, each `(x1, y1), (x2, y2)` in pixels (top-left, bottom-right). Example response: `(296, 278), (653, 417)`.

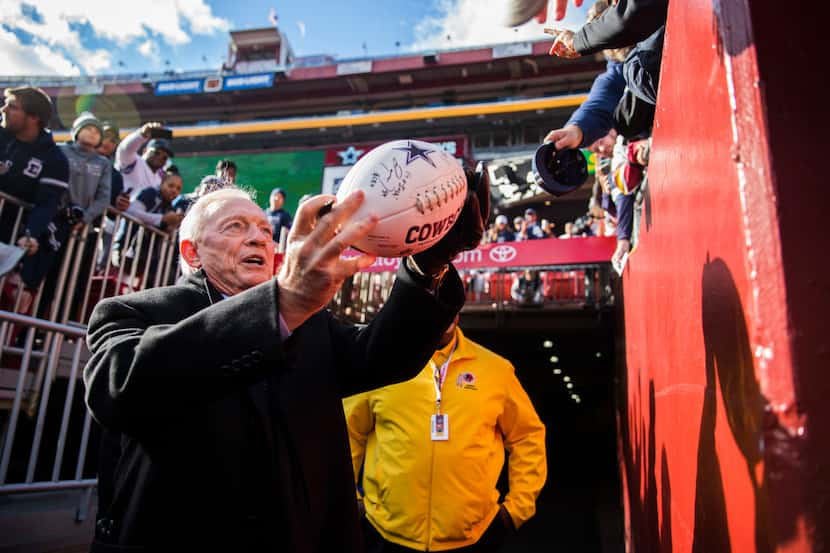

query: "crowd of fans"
(545, 0), (664, 270)
(2, 0), (661, 322)
(483, 203), (611, 245)
(485, 0), (661, 272)
(0, 87), (301, 323)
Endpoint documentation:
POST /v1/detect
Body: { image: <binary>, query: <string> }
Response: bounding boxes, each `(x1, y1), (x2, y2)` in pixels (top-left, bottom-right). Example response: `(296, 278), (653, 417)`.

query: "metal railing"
(0, 311), (96, 519)
(461, 265), (614, 309)
(1, 199), (179, 327)
(1, 197), (180, 517)
(329, 264), (616, 324)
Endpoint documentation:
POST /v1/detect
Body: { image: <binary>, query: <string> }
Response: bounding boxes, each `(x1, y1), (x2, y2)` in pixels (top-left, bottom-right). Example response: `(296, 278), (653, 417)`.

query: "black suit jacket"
(84, 266), (464, 552)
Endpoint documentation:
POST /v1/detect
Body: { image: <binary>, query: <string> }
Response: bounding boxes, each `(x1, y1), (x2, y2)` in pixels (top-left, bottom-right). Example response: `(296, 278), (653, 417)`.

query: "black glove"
(410, 161), (491, 277)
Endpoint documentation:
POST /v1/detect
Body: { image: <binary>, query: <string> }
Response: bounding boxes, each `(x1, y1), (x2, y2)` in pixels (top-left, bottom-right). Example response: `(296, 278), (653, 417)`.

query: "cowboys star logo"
(393, 141), (437, 168)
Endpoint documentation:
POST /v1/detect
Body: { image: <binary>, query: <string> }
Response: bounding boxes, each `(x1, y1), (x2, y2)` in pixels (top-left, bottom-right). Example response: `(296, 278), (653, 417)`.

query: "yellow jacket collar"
(433, 327), (477, 364)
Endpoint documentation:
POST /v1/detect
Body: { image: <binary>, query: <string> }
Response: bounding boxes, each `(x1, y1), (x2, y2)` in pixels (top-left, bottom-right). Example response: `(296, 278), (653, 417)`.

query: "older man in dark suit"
(84, 168), (489, 552)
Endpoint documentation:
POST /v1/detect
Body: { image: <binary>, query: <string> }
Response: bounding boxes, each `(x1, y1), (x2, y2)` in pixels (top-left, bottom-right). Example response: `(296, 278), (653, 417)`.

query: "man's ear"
(180, 239), (201, 270)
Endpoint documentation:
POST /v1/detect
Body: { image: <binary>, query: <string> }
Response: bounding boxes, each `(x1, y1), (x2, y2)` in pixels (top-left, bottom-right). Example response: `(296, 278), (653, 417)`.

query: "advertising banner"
(336, 60), (373, 75)
(155, 79), (203, 96)
(354, 237), (616, 273)
(223, 72), (275, 91)
(154, 73), (275, 96)
(492, 42), (532, 59)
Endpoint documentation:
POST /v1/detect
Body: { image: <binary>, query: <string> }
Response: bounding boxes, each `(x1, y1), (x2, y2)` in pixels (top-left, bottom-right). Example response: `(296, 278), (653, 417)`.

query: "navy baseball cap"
(531, 142), (588, 197)
(147, 138), (175, 157)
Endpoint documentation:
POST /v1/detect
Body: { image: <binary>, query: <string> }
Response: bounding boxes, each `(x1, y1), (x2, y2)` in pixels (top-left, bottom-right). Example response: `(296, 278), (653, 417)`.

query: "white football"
(336, 139), (467, 257)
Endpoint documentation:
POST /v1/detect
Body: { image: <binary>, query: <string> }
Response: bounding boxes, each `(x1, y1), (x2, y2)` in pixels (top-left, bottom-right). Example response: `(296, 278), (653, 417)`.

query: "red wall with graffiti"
(619, 0), (824, 551)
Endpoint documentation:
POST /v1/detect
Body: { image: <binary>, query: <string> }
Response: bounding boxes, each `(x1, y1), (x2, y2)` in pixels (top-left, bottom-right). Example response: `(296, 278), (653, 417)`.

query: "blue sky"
(0, 0), (589, 77)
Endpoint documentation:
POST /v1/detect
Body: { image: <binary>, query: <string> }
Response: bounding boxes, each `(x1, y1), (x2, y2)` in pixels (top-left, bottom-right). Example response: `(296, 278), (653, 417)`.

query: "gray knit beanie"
(71, 112), (104, 146)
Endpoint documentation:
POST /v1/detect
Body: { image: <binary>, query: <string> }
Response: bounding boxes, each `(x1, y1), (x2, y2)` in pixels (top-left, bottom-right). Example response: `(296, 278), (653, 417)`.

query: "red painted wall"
(619, 0), (822, 551)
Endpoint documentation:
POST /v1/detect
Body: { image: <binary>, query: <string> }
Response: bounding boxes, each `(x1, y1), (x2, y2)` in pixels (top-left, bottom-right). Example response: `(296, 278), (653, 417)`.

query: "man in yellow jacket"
(343, 315), (547, 552)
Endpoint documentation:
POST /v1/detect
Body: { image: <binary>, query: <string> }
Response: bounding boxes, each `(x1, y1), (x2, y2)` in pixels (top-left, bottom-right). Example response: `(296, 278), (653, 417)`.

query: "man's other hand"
(544, 124), (584, 150)
(277, 192), (378, 331)
(411, 162), (490, 277)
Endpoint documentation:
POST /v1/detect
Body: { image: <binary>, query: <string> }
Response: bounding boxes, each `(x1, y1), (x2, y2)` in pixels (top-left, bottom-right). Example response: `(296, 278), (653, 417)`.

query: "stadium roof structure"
(2, 32), (604, 158)
(9, 37), (599, 125)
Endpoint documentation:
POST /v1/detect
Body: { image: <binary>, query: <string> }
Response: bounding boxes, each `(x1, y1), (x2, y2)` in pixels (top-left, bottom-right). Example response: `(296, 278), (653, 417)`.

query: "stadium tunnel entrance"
(461, 298), (624, 553)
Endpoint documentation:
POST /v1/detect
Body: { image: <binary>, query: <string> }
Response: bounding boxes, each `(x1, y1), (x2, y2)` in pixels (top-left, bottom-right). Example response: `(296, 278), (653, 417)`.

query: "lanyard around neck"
(430, 338), (458, 412)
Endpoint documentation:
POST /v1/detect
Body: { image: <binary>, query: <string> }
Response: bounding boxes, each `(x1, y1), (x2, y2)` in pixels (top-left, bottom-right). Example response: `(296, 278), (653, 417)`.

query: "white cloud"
(409, 0), (588, 52)
(0, 26), (79, 75)
(81, 49), (113, 74)
(177, 0), (230, 35)
(297, 21), (306, 38)
(138, 40), (160, 61)
(0, 0), (230, 76)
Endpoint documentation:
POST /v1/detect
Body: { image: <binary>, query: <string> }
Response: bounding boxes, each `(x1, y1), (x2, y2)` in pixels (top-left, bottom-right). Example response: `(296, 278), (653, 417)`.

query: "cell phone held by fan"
(148, 127), (173, 140)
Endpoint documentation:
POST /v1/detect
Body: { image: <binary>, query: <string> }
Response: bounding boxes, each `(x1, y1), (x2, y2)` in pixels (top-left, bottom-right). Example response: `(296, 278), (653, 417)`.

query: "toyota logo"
(489, 245), (517, 263)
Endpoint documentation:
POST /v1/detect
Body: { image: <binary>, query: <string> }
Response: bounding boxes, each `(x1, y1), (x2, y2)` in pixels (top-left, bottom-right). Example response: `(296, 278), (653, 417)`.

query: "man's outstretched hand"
(411, 162), (491, 277)
(278, 192), (378, 331)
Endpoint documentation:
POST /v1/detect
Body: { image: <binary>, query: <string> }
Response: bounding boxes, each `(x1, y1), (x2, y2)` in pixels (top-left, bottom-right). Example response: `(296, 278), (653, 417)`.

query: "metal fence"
(329, 264), (616, 324)
(0, 193), (179, 514)
(1, 192), (179, 327)
(0, 311), (95, 517)
(460, 265), (614, 309)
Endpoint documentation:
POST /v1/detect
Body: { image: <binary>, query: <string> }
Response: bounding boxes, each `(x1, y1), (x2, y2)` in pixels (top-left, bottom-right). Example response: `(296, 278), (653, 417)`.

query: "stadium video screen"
(174, 150), (326, 215)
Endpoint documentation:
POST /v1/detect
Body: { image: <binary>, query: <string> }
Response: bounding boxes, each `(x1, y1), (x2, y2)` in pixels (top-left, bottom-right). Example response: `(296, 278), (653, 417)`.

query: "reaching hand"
(277, 192), (378, 331)
(140, 122), (164, 139)
(544, 124), (584, 150)
(612, 239), (630, 266)
(548, 29), (580, 58)
(632, 139), (651, 166)
(589, 130), (617, 157)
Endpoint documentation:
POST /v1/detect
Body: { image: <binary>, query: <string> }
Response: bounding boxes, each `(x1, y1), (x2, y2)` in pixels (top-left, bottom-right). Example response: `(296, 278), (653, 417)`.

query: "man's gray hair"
(178, 187), (255, 275)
